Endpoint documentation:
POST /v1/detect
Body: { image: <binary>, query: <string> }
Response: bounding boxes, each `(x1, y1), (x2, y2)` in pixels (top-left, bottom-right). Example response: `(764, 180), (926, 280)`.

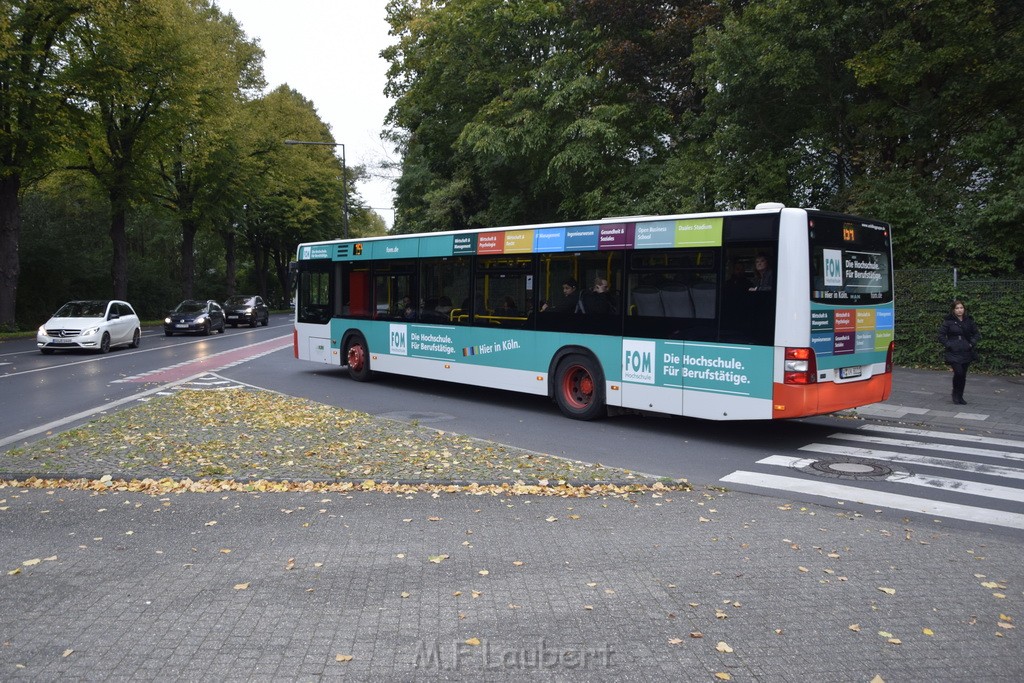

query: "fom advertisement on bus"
(621, 339), (774, 400)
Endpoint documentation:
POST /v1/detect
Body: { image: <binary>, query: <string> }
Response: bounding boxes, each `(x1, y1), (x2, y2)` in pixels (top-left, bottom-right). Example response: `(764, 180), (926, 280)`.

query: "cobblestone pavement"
(2, 485), (1021, 681)
(1, 366), (1022, 681)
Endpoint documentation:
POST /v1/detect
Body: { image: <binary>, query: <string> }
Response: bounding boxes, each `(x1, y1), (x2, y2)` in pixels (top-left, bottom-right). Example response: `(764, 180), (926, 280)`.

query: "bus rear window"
(808, 214), (892, 305)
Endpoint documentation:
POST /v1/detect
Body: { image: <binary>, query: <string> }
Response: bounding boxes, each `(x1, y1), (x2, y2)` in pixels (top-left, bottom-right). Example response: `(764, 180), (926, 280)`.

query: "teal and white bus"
(290, 203), (894, 421)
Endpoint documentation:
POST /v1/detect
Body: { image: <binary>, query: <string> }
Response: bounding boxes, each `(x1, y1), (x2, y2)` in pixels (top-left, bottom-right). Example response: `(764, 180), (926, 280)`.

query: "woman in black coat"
(937, 299), (981, 404)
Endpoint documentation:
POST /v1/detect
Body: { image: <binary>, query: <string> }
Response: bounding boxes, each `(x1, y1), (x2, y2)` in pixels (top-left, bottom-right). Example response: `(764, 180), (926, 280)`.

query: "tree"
(694, 0), (1024, 272)
(152, 2), (264, 300)
(238, 86), (367, 301)
(62, 0), (226, 301)
(383, 0), (722, 232)
(0, 0), (86, 330)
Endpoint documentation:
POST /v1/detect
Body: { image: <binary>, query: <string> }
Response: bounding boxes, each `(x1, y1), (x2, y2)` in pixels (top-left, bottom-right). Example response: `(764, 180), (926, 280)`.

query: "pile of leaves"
(1, 388), (688, 496)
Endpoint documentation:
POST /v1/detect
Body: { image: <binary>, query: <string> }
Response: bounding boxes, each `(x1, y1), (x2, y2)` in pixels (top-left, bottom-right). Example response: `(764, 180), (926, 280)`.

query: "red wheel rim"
(347, 344), (365, 371)
(561, 365), (593, 409)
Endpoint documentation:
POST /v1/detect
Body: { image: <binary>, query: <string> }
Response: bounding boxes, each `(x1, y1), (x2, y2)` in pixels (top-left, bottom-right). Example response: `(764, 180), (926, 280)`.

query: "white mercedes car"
(37, 300), (142, 354)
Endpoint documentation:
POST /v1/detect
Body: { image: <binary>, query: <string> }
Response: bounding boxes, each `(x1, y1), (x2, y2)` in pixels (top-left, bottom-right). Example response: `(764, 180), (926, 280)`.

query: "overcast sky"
(214, 1), (399, 228)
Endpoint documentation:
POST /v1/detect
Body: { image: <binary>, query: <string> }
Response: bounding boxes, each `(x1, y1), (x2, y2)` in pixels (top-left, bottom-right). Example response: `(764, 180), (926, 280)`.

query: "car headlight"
(82, 326), (100, 336)
(244, 307), (253, 314)
(196, 315), (208, 324)
(38, 325), (47, 336)
(165, 317), (172, 324)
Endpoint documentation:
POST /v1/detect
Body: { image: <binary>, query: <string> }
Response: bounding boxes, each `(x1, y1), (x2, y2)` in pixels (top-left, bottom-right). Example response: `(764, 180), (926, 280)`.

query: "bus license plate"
(839, 366), (862, 379)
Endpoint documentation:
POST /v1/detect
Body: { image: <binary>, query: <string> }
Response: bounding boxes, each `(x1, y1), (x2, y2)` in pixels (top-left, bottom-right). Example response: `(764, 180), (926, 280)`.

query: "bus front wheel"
(554, 354), (604, 420)
(346, 336), (373, 382)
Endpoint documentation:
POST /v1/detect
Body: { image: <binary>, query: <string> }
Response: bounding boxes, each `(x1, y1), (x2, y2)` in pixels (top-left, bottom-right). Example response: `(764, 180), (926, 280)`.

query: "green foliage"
(894, 269), (1024, 375)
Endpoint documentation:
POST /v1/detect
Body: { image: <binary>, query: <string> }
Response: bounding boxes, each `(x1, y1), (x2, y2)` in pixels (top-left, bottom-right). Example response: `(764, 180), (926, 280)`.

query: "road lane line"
(858, 424), (1024, 449)
(802, 443), (1024, 479)
(829, 432), (1023, 462)
(720, 470), (1024, 530)
(760, 454), (1024, 503)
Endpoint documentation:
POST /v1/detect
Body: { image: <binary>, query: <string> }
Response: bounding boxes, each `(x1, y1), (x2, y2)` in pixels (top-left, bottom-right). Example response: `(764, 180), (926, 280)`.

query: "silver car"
(37, 300), (142, 354)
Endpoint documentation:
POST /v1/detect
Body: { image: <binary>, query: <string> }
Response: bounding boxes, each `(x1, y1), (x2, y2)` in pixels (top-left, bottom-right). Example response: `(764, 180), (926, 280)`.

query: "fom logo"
(390, 324), (408, 356)
(622, 340), (655, 384)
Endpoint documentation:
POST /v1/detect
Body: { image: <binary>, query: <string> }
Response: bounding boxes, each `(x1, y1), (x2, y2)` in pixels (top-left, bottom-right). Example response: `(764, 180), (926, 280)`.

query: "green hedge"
(894, 269), (1024, 375)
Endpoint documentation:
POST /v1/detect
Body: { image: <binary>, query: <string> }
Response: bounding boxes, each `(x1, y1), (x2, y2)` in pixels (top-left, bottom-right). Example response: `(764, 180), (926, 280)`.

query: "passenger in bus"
(541, 278), (583, 314)
(582, 277), (614, 314)
(725, 261), (751, 294)
(749, 253), (774, 291)
(500, 296), (519, 315)
(435, 296), (453, 316)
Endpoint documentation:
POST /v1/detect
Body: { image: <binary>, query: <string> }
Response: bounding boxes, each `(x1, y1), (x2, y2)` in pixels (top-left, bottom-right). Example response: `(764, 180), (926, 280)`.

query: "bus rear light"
(784, 347), (817, 385)
(885, 340), (894, 373)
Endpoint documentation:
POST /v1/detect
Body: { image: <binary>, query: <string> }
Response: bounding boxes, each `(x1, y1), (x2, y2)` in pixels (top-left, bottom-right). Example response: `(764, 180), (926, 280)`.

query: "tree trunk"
(109, 189), (129, 301)
(222, 229), (237, 297)
(0, 175), (22, 330)
(180, 217), (198, 300)
(252, 238), (268, 299)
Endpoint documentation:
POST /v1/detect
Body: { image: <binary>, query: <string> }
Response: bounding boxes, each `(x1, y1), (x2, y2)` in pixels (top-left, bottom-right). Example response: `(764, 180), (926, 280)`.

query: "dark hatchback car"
(223, 294), (269, 327)
(164, 300), (226, 336)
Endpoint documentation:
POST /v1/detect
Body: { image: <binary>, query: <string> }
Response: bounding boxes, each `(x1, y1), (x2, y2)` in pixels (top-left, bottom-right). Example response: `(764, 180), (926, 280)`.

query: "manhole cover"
(801, 457), (901, 480)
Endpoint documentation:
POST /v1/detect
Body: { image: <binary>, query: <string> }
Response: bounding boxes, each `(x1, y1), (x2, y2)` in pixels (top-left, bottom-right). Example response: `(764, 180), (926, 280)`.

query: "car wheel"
(260, 315), (268, 326)
(99, 332), (111, 354)
(219, 322), (225, 333)
(203, 320), (211, 336)
(41, 348), (54, 355)
(249, 316), (257, 328)
(130, 328), (141, 348)
(554, 354), (605, 420)
(345, 334), (374, 382)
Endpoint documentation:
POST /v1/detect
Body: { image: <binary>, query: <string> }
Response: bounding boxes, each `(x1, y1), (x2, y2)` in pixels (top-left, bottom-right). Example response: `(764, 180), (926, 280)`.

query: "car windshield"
(173, 301), (207, 314)
(225, 295), (253, 306)
(54, 301), (108, 318)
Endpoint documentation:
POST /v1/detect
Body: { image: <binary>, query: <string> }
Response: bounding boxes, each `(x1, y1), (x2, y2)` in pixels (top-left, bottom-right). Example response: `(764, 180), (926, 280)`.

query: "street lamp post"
(284, 139), (349, 239)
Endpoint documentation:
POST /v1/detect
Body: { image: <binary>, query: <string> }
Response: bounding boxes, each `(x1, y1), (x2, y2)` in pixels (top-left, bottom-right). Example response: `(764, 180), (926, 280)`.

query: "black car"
(223, 294), (269, 328)
(164, 300), (226, 336)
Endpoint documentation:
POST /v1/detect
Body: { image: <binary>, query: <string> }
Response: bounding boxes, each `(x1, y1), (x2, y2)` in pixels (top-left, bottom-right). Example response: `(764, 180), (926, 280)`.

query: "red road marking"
(127, 336), (292, 383)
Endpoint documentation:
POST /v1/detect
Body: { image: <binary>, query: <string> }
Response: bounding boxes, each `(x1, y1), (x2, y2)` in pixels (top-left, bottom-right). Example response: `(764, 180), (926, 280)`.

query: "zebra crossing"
(721, 424), (1024, 530)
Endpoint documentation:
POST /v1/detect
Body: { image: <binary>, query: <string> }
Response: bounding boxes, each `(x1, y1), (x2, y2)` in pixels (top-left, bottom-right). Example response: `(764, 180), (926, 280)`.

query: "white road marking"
(801, 443), (1024, 479)
(720, 471), (1024, 530)
(829, 432), (1024, 462)
(858, 423), (1024, 449)
(760, 455), (1024, 503)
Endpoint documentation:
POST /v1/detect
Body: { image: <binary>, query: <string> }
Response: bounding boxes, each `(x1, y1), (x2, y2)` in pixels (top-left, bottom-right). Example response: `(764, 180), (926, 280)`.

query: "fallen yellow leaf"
(464, 638), (481, 646)
(877, 587), (896, 595)
(335, 654), (353, 662)
(922, 628), (934, 636)
(716, 641), (734, 653)
(233, 582), (250, 590)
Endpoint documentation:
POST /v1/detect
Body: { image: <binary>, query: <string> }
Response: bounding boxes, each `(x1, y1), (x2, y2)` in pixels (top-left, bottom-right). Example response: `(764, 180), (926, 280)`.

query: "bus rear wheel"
(345, 335), (373, 382)
(554, 354), (604, 420)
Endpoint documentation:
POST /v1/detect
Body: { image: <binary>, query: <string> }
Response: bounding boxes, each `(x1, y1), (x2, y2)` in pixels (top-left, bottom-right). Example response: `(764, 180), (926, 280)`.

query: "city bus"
(290, 203), (894, 421)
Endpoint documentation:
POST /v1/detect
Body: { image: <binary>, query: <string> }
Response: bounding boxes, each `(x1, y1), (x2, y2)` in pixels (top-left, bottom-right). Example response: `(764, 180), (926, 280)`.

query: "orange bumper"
(772, 372), (893, 419)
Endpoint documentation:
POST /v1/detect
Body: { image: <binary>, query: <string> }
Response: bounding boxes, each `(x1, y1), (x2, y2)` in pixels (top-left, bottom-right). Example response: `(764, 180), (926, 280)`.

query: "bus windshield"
(808, 213), (892, 305)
